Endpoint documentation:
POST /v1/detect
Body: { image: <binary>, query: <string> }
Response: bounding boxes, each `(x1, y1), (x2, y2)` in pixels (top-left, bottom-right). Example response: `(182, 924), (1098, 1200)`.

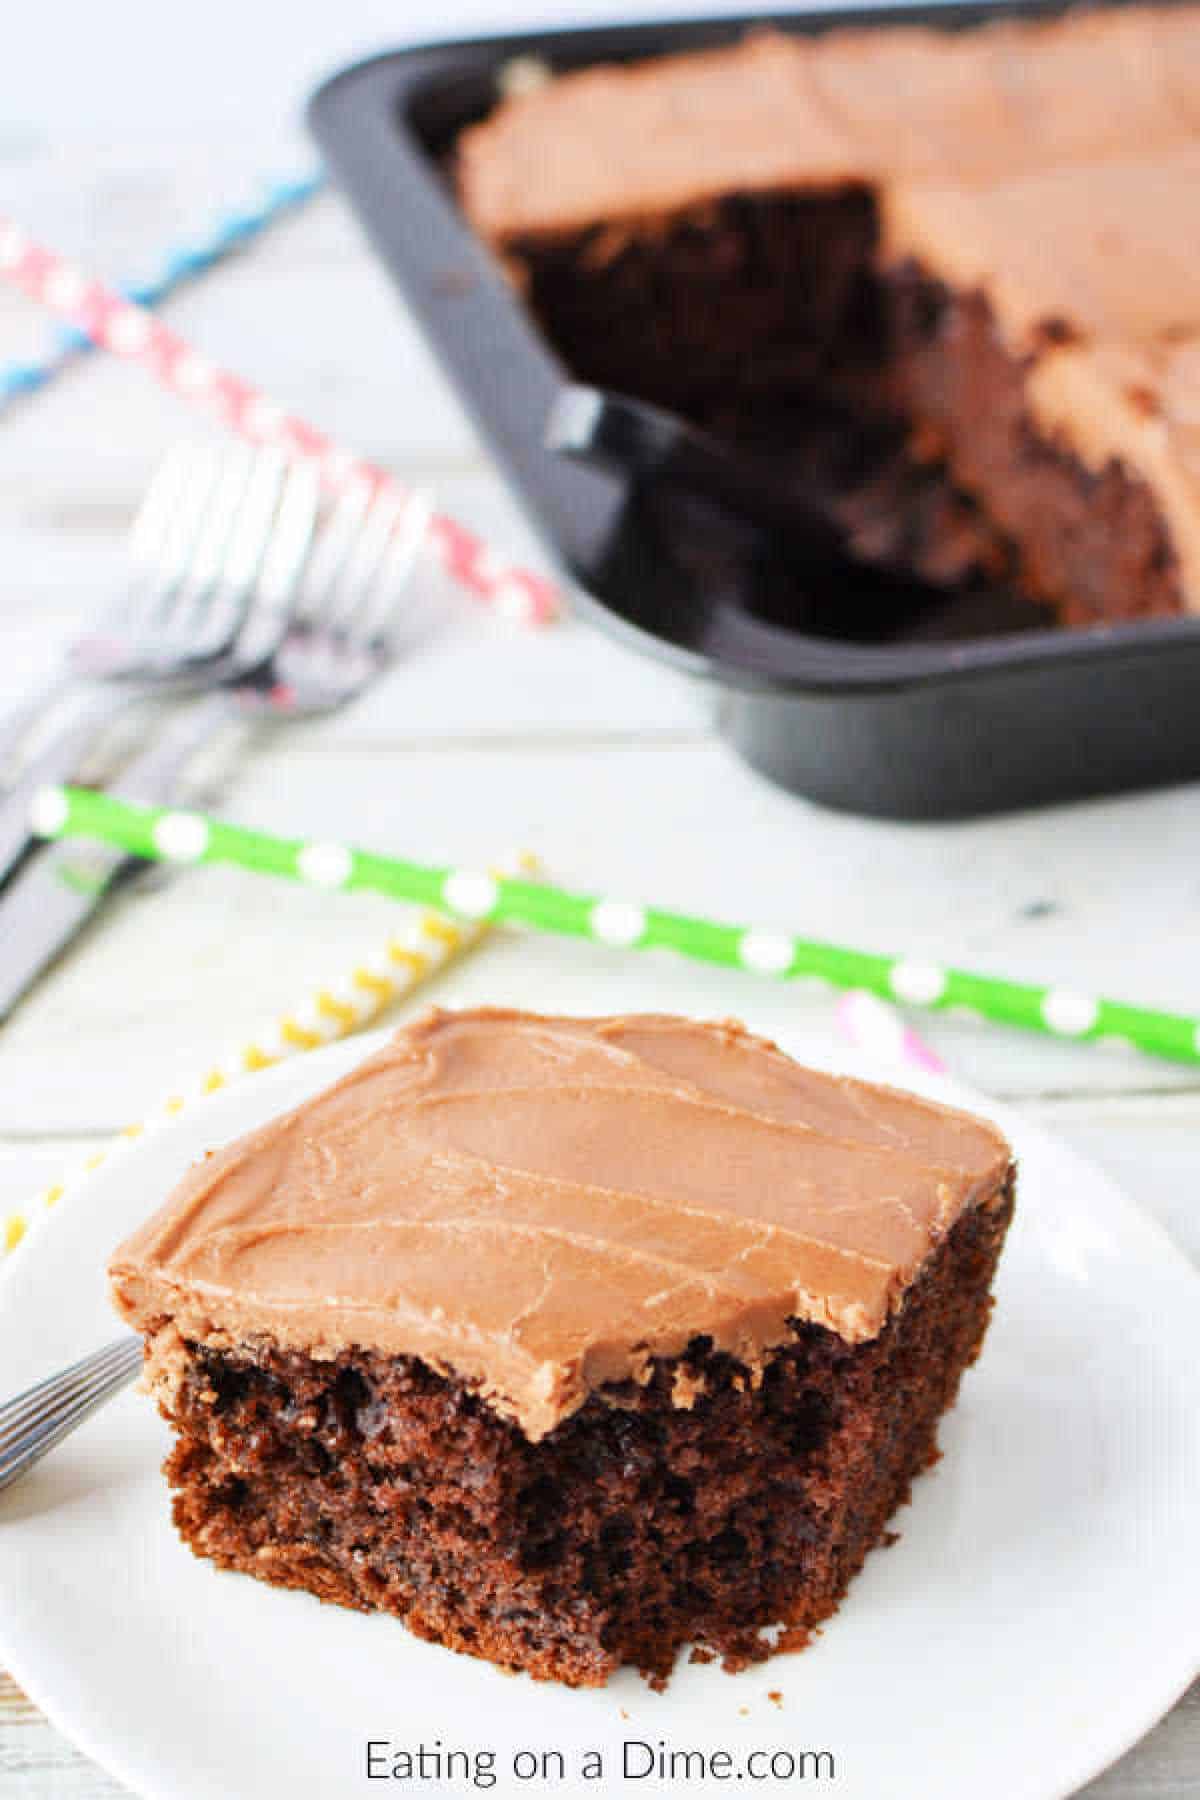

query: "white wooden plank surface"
(1, 12), (1197, 1792)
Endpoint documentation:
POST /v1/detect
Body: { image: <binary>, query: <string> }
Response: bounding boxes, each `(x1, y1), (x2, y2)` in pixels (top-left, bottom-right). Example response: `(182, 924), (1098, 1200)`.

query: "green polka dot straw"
(33, 785), (1200, 1068)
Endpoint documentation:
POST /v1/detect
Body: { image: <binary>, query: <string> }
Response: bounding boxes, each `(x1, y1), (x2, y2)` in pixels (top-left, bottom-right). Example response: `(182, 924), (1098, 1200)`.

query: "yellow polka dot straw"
(2, 857), (536, 1261)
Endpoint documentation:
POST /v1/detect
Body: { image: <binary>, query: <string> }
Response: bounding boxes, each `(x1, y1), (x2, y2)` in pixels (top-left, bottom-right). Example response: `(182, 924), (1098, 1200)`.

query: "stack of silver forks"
(0, 442), (430, 1018)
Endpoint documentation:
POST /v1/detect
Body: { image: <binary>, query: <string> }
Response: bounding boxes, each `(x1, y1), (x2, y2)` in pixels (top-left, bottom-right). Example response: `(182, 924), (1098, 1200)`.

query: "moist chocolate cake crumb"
(151, 1177), (1011, 1687)
(887, 268), (1184, 624)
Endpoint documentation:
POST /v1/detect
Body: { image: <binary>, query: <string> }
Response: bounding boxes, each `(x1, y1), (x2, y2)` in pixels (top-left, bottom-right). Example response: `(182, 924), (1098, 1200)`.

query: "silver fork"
(0, 481), (431, 1021)
(0, 1336), (142, 1494)
(0, 444), (292, 762)
(0, 444), (319, 889)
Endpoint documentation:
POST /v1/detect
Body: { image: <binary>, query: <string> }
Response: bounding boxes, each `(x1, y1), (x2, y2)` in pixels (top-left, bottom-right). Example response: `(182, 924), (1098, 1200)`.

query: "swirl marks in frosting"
(110, 1009), (1012, 1438)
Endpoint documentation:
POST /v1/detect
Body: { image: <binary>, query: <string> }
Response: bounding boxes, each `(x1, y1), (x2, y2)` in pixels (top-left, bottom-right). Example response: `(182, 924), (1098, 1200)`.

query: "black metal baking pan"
(309, 2), (1200, 819)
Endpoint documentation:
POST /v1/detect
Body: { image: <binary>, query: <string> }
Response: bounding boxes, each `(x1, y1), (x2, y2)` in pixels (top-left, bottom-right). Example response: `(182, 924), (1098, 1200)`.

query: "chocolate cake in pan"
(458, 7), (1200, 627)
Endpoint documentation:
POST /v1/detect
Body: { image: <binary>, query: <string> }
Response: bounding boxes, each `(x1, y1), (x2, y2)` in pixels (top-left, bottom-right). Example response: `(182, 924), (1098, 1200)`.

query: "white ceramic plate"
(1, 1026), (1197, 1800)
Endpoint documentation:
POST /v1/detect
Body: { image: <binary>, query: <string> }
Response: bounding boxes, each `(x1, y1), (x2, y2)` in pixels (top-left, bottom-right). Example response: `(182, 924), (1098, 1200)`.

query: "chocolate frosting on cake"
(457, 12), (1200, 234)
(110, 1009), (1011, 1440)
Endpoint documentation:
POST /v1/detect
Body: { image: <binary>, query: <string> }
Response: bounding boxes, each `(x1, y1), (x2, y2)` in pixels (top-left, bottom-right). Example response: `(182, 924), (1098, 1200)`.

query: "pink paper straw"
(836, 989), (947, 1075)
(0, 216), (561, 626)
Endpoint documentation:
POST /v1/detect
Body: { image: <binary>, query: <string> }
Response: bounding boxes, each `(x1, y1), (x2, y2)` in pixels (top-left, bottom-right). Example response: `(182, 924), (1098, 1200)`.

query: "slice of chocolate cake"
(456, 7), (1200, 626)
(110, 1008), (1014, 1688)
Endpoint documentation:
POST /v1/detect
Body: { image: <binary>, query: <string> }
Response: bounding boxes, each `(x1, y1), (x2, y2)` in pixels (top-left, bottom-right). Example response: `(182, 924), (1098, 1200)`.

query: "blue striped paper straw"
(0, 168), (323, 409)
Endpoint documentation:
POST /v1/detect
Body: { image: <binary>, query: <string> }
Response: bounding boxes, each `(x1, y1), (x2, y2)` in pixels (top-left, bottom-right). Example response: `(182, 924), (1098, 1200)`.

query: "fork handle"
(0, 1335), (143, 1493)
(113, 687), (245, 805)
(0, 692), (247, 1021)
(0, 685), (139, 890)
(0, 668), (79, 774)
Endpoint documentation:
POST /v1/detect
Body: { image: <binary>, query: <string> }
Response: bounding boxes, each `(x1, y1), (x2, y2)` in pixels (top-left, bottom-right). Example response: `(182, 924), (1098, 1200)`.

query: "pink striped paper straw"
(0, 216), (561, 626)
(836, 989), (948, 1075)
